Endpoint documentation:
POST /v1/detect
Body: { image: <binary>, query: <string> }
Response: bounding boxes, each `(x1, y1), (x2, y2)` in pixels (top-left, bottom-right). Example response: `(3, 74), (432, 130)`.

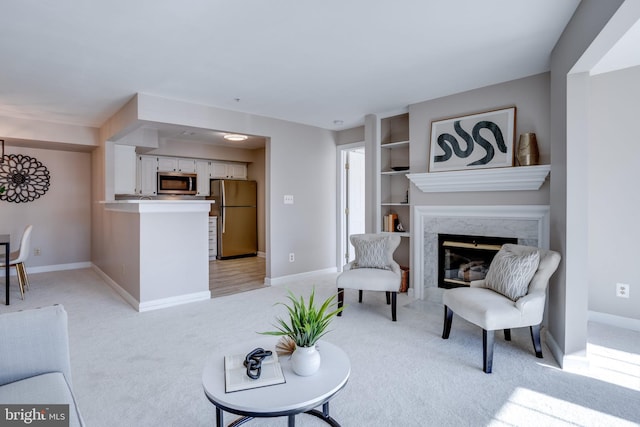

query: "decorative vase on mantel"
(291, 345), (321, 376)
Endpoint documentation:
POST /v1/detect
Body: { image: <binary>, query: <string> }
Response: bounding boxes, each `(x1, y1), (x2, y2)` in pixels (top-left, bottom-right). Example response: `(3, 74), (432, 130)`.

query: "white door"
(340, 146), (365, 265)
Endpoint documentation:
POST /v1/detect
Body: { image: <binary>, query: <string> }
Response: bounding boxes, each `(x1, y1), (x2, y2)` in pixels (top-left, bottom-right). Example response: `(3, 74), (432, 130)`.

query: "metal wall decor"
(0, 154), (51, 203)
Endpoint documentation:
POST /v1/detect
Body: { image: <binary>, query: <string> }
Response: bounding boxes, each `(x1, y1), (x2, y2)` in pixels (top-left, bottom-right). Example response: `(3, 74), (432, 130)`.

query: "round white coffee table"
(202, 339), (350, 427)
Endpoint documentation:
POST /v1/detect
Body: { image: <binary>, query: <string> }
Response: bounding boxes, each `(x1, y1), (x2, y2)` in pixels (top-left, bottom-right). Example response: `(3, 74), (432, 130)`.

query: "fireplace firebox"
(438, 234), (517, 288)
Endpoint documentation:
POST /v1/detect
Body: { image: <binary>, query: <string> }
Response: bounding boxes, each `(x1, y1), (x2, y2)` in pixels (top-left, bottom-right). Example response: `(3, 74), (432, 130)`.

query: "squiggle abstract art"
(429, 107), (516, 172)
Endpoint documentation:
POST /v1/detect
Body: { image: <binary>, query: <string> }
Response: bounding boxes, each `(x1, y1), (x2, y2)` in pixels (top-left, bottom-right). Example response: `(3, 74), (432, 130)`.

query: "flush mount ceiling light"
(223, 134), (248, 142)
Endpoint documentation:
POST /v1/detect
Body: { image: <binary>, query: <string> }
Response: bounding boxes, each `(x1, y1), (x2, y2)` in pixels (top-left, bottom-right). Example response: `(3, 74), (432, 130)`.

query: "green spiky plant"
(261, 288), (344, 348)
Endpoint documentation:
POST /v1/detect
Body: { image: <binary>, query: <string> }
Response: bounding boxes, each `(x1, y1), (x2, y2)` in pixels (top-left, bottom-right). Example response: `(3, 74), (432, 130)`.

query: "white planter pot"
(291, 345), (321, 376)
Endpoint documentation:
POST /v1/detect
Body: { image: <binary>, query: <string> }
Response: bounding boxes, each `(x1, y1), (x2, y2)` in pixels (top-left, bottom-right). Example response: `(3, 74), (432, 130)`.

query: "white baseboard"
(266, 267), (337, 286)
(91, 265), (140, 310)
(91, 265), (211, 312)
(137, 291), (211, 312)
(1, 262), (93, 275)
(545, 330), (590, 371)
(588, 310), (640, 332)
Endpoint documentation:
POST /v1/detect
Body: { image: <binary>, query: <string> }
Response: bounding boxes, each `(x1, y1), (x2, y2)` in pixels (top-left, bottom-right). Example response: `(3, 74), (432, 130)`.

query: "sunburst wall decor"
(0, 154), (51, 203)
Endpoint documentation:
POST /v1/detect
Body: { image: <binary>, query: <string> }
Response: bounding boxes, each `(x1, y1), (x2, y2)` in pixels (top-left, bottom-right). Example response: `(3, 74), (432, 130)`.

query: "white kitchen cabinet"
(195, 160), (211, 196)
(227, 163), (247, 179)
(157, 157), (178, 172)
(210, 162), (247, 179)
(114, 144), (137, 195)
(177, 158), (196, 172)
(157, 157), (196, 172)
(137, 155), (158, 196)
(208, 216), (217, 260)
(209, 162), (228, 178)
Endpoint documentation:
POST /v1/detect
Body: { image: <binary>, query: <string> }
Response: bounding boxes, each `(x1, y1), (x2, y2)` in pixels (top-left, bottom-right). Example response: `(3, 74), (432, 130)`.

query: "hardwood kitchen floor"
(209, 256), (266, 297)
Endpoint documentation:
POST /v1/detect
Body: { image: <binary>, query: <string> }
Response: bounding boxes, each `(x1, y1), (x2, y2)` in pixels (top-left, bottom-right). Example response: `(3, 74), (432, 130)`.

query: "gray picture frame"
(429, 107), (516, 172)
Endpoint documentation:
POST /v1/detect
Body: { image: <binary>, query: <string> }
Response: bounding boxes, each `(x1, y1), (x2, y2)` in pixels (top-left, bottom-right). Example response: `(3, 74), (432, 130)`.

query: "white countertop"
(102, 199), (213, 213)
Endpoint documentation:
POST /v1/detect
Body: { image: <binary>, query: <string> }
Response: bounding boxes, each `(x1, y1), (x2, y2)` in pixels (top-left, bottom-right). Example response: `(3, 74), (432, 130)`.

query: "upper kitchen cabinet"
(114, 144), (137, 195)
(157, 157), (196, 172)
(137, 155), (158, 196)
(195, 160), (211, 196)
(210, 162), (247, 179)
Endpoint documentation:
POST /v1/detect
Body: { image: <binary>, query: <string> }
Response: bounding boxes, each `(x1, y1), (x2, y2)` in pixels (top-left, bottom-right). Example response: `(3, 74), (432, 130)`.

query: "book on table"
(224, 348), (286, 393)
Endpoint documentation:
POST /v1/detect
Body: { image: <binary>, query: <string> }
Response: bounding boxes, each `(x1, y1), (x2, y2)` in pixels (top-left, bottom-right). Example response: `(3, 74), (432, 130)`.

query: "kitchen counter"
(102, 199), (214, 214)
(97, 199), (213, 311)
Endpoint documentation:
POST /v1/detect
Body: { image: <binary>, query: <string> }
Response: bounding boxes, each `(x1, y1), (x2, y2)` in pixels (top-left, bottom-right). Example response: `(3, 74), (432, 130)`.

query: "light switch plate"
(284, 195), (294, 204)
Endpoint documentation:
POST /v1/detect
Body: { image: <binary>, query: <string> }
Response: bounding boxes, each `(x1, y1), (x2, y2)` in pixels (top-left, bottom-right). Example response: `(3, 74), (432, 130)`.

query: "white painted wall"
(588, 65), (640, 320)
(0, 146), (91, 269)
(549, 0), (627, 364)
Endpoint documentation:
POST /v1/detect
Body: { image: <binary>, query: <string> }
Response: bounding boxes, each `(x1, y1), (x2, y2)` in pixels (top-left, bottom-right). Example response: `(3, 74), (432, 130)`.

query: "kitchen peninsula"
(99, 199), (214, 311)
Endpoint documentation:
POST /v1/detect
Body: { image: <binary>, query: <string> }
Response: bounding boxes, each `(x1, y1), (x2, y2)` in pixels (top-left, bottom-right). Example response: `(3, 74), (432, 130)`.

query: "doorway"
(338, 144), (365, 269)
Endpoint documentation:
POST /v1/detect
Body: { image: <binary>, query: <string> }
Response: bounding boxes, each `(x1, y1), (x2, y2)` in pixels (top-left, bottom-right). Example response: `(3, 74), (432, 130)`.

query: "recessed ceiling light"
(333, 120), (344, 126)
(223, 134), (248, 142)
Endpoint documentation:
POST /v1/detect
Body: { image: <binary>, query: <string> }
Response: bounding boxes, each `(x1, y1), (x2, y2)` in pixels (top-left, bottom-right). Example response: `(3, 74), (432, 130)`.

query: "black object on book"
(243, 348), (272, 379)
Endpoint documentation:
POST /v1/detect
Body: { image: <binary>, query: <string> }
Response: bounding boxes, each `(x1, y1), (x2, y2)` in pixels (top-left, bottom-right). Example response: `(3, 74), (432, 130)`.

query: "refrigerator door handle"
(221, 181), (226, 233)
(222, 207), (226, 234)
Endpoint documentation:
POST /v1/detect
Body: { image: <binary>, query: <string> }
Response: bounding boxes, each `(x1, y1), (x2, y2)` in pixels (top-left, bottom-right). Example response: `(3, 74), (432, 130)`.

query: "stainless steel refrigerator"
(208, 179), (258, 259)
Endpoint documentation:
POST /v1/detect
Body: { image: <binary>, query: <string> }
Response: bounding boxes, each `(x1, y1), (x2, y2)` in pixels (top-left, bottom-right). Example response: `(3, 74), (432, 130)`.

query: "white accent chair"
(336, 233), (402, 321)
(442, 244), (561, 373)
(0, 225), (33, 299)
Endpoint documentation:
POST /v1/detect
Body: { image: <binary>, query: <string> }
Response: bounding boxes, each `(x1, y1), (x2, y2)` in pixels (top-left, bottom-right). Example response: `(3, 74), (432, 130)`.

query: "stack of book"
(383, 213), (398, 232)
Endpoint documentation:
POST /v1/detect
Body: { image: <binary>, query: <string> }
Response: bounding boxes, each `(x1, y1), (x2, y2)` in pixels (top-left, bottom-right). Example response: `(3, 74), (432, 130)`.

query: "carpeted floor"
(1, 268), (639, 426)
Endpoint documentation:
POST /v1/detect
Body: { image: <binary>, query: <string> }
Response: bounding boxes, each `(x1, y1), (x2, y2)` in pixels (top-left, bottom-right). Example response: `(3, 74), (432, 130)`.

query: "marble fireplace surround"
(412, 205), (550, 302)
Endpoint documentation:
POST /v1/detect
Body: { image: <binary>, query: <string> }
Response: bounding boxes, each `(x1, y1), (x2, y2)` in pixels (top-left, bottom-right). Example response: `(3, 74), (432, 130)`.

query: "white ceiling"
(0, 0), (581, 134)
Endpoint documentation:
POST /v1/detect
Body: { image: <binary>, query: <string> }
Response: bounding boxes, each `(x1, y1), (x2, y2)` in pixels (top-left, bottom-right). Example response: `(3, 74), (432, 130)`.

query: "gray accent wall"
(409, 72), (551, 208)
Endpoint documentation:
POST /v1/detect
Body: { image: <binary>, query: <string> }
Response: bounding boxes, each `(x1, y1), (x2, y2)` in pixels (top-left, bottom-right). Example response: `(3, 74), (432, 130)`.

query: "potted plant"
(261, 287), (343, 376)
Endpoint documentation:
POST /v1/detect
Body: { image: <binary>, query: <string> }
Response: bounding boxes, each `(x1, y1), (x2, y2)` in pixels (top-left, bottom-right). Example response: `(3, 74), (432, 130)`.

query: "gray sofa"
(0, 305), (85, 426)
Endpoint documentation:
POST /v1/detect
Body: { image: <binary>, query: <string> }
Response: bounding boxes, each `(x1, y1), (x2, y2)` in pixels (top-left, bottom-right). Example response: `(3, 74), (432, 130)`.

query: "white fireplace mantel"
(407, 165), (550, 193)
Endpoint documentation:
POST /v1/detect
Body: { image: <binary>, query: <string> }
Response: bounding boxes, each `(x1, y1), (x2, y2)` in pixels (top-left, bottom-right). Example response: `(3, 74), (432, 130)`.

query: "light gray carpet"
(1, 269), (639, 426)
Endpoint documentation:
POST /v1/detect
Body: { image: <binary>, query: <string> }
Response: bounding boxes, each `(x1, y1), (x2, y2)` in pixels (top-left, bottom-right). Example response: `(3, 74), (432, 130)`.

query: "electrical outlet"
(616, 283), (630, 298)
(33, 248), (41, 256)
(289, 253), (295, 262)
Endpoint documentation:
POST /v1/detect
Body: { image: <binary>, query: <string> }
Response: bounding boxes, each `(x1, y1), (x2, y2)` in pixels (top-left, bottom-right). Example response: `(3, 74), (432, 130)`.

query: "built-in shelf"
(407, 165), (550, 193)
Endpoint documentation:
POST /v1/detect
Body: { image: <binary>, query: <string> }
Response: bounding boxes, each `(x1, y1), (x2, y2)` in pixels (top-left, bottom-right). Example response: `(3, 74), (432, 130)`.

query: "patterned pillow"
(352, 236), (390, 270)
(485, 248), (540, 301)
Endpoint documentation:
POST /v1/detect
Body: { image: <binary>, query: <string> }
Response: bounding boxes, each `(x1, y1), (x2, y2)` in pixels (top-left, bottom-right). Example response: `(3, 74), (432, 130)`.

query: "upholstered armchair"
(442, 244), (561, 373)
(336, 233), (402, 321)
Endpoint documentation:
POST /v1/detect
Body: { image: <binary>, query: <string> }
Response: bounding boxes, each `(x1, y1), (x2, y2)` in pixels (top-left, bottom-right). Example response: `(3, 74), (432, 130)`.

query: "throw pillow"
(484, 248), (540, 301)
(352, 236), (390, 270)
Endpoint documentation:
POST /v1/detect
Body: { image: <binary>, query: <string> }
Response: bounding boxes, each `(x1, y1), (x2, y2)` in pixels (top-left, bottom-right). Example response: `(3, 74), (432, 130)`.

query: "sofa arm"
(0, 305), (73, 387)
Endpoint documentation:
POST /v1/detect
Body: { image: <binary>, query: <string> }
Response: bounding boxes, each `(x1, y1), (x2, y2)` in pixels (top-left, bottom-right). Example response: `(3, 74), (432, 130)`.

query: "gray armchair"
(336, 233), (402, 321)
(442, 244), (561, 373)
(0, 305), (85, 426)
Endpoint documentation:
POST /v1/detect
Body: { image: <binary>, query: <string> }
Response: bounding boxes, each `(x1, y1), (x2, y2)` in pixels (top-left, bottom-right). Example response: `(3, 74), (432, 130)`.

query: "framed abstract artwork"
(429, 107), (516, 172)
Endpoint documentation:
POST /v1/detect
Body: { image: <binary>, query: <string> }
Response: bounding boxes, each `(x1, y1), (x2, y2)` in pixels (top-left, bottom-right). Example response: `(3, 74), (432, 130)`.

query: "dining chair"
(0, 225), (33, 299)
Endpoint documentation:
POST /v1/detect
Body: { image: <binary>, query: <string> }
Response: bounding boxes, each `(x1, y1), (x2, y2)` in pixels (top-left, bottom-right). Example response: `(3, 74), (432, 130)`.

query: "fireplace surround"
(412, 205), (550, 302)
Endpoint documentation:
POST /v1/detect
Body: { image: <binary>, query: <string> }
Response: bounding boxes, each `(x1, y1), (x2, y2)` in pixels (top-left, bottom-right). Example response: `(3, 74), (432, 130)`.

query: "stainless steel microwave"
(157, 172), (197, 195)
